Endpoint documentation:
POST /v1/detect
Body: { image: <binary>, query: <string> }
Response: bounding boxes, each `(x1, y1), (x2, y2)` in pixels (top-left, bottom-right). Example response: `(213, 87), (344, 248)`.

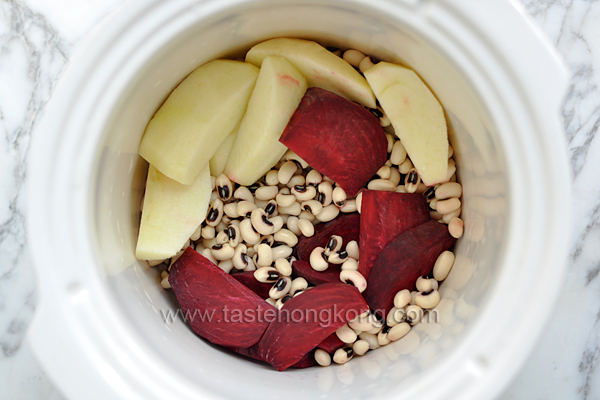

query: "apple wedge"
(364, 62), (448, 186)
(136, 164), (211, 260)
(209, 123), (238, 176)
(139, 60), (259, 184)
(246, 38), (376, 108)
(224, 56), (308, 185)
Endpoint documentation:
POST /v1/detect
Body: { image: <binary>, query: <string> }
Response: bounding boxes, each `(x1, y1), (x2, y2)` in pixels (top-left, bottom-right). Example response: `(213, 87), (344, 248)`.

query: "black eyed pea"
(335, 324), (358, 343)
(368, 179), (396, 192)
(314, 349), (332, 367)
(405, 168), (421, 193)
(270, 216), (284, 233)
(236, 201), (257, 218)
(332, 186), (347, 207)
(265, 169), (279, 186)
(271, 244), (293, 260)
(274, 258), (292, 276)
(388, 322), (411, 341)
(211, 243), (235, 261)
(256, 243), (274, 267)
(215, 230), (229, 245)
(433, 250), (455, 281)
(405, 304), (423, 325)
(286, 216), (302, 236)
(160, 275), (171, 289)
(394, 289), (412, 309)
(436, 198), (461, 214)
(445, 162), (457, 182)
(194, 242), (205, 254)
(223, 202), (239, 219)
(148, 259), (165, 267)
(264, 200), (278, 217)
(353, 339), (370, 356)
(398, 158), (413, 174)
(309, 247), (329, 271)
(276, 192), (296, 208)
(243, 262), (257, 272)
(278, 202), (302, 216)
(317, 181), (333, 206)
(218, 259), (234, 274)
(269, 276), (292, 299)
(333, 347), (354, 364)
(202, 237), (217, 249)
(232, 244), (251, 270)
(210, 190), (219, 201)
(415, 289), (441, 309)
(251, 208), (275, 235)
(275, 294), (293, 310)
(390, 140), (407, 165)
(386, 307), (406, 327)
(448, 144), (454, 158)
(201, 248), (218, 265)
(298, 218), (315, 237)
(190, 225), (201, 241)
(286, 175), (306, 189)
(259, 234), (274, 247)
(210, 176), (216, 189)
(291, 185), (317, 201)
(254, 266), (280, 283)
(378, 111), (391, 128)
(206, 199), (224, 227)
(255, 185), (279, 201)
(394, 185), (407, 193)
(284, 150), (309, 169)
(415, 276), (433, 292)
(316, 204), (340, 222)
(348, 311), (378, 332)
(385, 133), (394, 153)
(215, 174), (233, 201)
(239, 218), (261, 245)
(448, 217), (464, 238)
(384, 159), (393, 167)
(201, 225), (215, 240)
(340, 270), (367, 293)
(306, 169), (322, 186)
(234, 186), (254, 203)
(329, 250), (349, 264)
(325, 235), (343, 256)
(290, 277), (308, 295)
(410, 290), (418, 305)
(265, 297), (277, 306)
(377, 327), (391, 346)
(356, 192), (363, 214)
(227, 225), (241, 248)
(435, 182), (462, 199)
(376, 166), (392, 180)
(278, 161), (298, 185)
(345, 240), (360, 260)
(341, 258), (359, 271)
(442, 208), (462, 224)
(160, 270), (168, 279)
(430, 279), (439, 290)
(359, 55), (376, 72)
(298, 210), (316, 222)
(358, 332), (380, 350)
(301, 199), (323, 216)
(342, 49), (365, 67)
(339, 199), (357, 213)
(274, 229), (298, 247)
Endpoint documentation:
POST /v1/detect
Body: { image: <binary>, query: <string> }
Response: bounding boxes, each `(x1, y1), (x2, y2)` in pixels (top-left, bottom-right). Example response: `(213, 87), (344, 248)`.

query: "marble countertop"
(1, 0), (599, 399)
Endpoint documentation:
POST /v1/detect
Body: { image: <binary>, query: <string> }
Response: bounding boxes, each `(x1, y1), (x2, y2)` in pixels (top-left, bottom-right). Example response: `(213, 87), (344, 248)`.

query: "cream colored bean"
(272, 245), (292, 260)
(433, 251), (455, 281)
(415, 289), (441, 309)
(298, 210), (316, 221)
(234, 186), (254, 203)
(284, 150), (309, 169)
(317, 181), (333, 206)
(405, 304), (423, 325)
(211, 243), (235, 261)
(190, 225), (201, 241)
(436, 198), (461, 214)
(377, 330), (391, 346)
(264, 199), (278, 217)
(202, 237), (217, 249)
(345, 240), (359, 260)
(251, 208), (275, 235)
(368, 179), (396, 191)
(332, 187), (347, 207)
(336, 324), (358, 344)
(265, 169), (279, 186)
(301, 200), (323, 216)
(376, 166), (391, 180)
(276, 192), (296, 207)
(435, 182), (462, 199)
(356, 192), (363, 213)
(278, 202), (302, 216)
(387, 168), (400, 187)
(274, 229), (298, 247)
(388, 322), (411, 341)
(390, 141), (407, 165)
(270, 216), (284, 233)
(215, 230), (229, 245)
(353, 340), (370, 356)
(394, 185), (407, 193)
(358, 55), (375, 72)
(215, 174), (233, 201)
(239, 218), (260, 245)
(315, 349), (332, 367)
(398, 158), (413, 174)
(333, 347), (354, 364)
(358, 332), (380, 350)
(430, 279), (439, 290)
(340, 270), (367, 292)
(206, 199), (224, 227)
(384, 159), (393, 167)
(160, 270), (168, 279)
(386, 307), (406, 327)
(223, 202), (239, 219)
(328, 250), (349, 264)
(339, 199), (357, 213)
(265, 297), (277, 306)
(237, 201), (257, 218)
(341, 258), (359, 271)
(448, 145), (454, 158)
(148, 259), (165, 267)
(210, 190), (219, 201)
(286, 216), (301, 236)
(405, 168), (420, 193)
(201, 248), (218, 264)
(274, 258), (292, 276)
(232, 244), (250, 270)
(218, 259), (234, 274)
(287, 175), (306, 189)
(255, 185), (278, 201)
(310, 247), (328, 271)
(379, 112), (391, 128)
(448, 217), (464, 238)
(442, 208), (461, 224)
(289, 277), (308, 296)
(298, 218), (315, 237)
(256, 243), (274, 267)
(306, 169), (322, 186)
(291, 185), (317, 201)
(343, 49), (365, 67)
(254, 266), (280, 283)
(445, 163), (457, 182)
(394, 289), (412, 309)
(316, 204), (340, 222)
(269, 277), (292, 299)
(160, 275), (171, 289)
(278, 161), (298, 185)
(324, 235), (343, 255)
(385, 133), (394, 153)
(416, 276), (433, 292)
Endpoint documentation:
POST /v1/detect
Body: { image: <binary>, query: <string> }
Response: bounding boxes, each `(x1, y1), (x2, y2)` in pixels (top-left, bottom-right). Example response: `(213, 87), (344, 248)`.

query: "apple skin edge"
(363, 220), (456, 319)
(279, 87), (388, 196)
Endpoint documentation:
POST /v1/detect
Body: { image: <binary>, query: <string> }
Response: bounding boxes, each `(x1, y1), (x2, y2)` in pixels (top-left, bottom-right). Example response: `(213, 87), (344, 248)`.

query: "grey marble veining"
(0, 0), (599, 399)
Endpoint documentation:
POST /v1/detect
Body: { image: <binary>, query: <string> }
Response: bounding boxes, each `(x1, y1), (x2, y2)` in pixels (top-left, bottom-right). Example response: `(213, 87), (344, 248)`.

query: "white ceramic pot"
(27, 0), (571, 399)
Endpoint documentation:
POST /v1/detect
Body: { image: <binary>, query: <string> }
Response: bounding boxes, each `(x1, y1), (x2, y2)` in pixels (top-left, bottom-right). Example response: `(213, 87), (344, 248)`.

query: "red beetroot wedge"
(279, 87), (387, 196)
(292, 259), (341, 286)
(295, 213), (360, 261)
(359, 190), (430, 279)
(363, 220), (456, 318)
(169, 247), (278, 348)
(228, 345), (316, 369)
(232, 271), (272, 299)
(257, 283), (369, 371)
(317, 332), (345, 353)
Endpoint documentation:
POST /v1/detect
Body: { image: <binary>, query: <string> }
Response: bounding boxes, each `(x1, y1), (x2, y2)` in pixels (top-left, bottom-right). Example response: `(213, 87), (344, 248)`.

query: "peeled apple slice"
(364, 62), (448, 185)
(135, 164), (211, 260)
(139, 60), (259, 184)
(246, 38), (376, 108)
(209, 123), (239, 176)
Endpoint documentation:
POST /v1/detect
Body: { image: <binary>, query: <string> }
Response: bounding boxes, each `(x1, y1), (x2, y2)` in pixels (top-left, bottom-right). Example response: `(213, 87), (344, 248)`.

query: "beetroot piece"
(363, 220), (456, 318)
(279, 87), (387, 196)
(317, 332), (345, 353)
(232, 271), (273, 299)
(292, 259), (341, 286)
(295, 213), (360, 262)
(257, 283), (369, 371)
(228, 344), (316, 369)
(169, 248), (278, 349)
(359, 190), (430, 279)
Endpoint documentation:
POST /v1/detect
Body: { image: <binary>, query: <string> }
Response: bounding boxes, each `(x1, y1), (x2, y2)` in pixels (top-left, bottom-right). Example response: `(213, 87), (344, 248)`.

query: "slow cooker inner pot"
(92, 2), (506, 398)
